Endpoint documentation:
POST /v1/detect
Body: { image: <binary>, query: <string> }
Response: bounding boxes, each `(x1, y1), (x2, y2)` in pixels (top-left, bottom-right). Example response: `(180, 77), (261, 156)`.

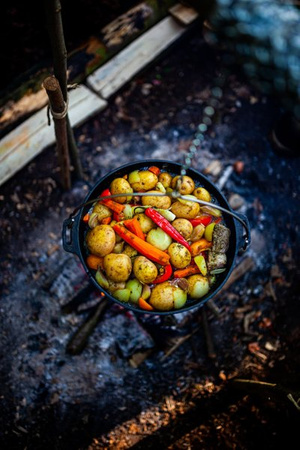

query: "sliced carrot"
(138, 297), (154, 311)
(190, 239), (212, 256)
(123, 217), (145, 240)
(148, 166), (161, 176)
(174, 265), (200, 278)
(83, 213), (90, 223)
(100, 189), (125, 214)
(113, 224), (170, 266)
(101, 216), (112, 225)
(86, 254), (104, 270)
(101, 198), (125, 214)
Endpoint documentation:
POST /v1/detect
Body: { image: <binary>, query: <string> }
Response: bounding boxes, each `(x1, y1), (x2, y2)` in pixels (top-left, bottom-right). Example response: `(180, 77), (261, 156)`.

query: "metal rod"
(69, 191), (250, 249)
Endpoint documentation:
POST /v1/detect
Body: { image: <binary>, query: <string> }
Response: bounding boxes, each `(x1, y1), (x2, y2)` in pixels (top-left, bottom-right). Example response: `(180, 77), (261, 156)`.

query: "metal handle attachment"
(62, 217), (80, 255)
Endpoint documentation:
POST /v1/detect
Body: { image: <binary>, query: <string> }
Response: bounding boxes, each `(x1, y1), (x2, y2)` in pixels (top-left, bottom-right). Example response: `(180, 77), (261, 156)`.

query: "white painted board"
(87, 16), (186, 99)
(0, 85), (107, 187)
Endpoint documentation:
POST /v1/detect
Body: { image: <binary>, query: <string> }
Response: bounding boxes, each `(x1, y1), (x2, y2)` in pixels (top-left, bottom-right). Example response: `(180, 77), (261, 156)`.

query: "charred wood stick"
(202, 306), (216, 360)
(129, 349), (154, 368)
(61, 282), (95, 314)
(206, 257), (255, 317)
(43, 75), (71, 190)
(206, 299), (222, 318)
(44, 0), (83, 179)
(232, 378), (300, 411)
(214, 256), (255, 299)
(160, 326), (200, 362)
(66, 297), (108, 355)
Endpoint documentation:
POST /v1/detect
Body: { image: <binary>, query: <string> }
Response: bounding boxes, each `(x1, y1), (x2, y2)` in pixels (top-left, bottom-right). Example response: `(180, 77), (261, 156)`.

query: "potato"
(158, 172), (172, 188)
(103, 253), (132, 282)
(141, 190), (171, 209)
(168, 243), (191, 269)
(133, 256), (158, 284)
(129, 170), (158, 192)
(92, 203), (112, 221)
(172, 218), (193, 240)
(86, 224), (115, 257)
(193, 187), (211, 202)
(110, 177), (133, 203)
(149, 282), (187, 311)
(135, 213), (155, 233)
(170, 200), (200, 219)
(187, 274), (210, 299)
(171, 175), (195, 195)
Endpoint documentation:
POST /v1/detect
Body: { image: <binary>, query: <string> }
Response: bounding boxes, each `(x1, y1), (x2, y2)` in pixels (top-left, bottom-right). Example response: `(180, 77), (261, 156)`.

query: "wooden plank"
(0, 1), (177, 135)
(169, 3), (199, 26)
(0, 86), (107, 187)
(86, 16), (186, 99)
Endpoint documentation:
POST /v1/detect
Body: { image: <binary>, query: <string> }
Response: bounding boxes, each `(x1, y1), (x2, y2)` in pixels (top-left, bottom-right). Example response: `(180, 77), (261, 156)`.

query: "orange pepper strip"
(148, 166), (161, 176)
(123, 217), (145, 240)
(101, 216), (112, 225)
(174, 265), (200, 278)
(190, 239), (212, 256)
(138, 297), (154, 311)
(86, 254), (104, 270)
(113, 224), (170, 266)
(83, 213), (90, 223)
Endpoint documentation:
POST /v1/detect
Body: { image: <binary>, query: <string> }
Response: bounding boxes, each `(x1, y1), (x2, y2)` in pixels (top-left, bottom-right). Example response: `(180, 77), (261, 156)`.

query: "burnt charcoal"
(115, 313), (155, 358)
(27, 333), (49, 352)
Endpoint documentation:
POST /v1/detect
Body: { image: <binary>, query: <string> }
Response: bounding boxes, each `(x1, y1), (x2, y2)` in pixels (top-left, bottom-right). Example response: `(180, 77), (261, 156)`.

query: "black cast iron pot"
(62, 160), (250, 315)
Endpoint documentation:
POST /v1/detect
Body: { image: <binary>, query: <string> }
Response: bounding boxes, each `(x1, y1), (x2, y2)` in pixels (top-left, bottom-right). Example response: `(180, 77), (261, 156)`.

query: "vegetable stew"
(83, 166), (230, 312)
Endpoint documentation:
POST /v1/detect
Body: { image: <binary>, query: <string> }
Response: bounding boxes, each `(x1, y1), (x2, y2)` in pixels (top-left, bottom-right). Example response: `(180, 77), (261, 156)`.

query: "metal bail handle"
(66, 191), (251, 251)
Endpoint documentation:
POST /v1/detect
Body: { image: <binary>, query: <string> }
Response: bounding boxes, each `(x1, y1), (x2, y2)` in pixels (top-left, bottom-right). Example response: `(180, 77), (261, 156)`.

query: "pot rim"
(64, 159), (243, 315)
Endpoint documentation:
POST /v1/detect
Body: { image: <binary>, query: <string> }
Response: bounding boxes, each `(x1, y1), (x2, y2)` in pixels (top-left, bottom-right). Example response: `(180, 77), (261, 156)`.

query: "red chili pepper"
(152, 264), (172, 284)
(145, 208), (191, 251)
(189, 215), (212, 227)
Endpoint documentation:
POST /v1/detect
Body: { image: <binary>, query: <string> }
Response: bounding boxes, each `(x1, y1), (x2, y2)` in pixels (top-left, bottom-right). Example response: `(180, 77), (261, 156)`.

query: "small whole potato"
(141, 190), (171, 209)
(168, 243), (191, 269)
(158, 172), (173, 188)
(92, 203), (112, 221)
(133, 256), (158, 284)
(110, 178), (133, 203)
(171, 175), (195, 195)
(172, 218), (193, 240)
(135, 213), (156, 233)
(187, 274), (210, 299)
(170, 200), (200, 219)
(103, 253), (132, 282)
(86, 224), (115, 257)
(149, 282), (187, 311)
(193, 187), (211, 202)
(130, 170), (158, 192)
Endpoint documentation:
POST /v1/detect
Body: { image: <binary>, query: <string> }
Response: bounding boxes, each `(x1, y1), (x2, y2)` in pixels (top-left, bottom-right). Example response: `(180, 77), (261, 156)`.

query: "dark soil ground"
(1, 4), (300, 450)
